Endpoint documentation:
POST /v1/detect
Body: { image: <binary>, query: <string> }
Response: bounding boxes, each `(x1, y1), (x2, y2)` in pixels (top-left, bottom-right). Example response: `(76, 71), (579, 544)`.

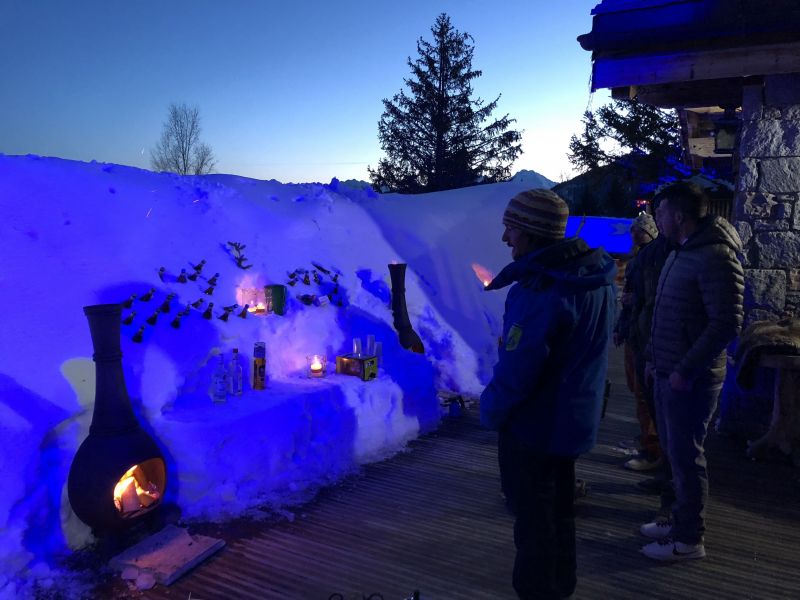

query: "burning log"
(113, 464), (162, 515)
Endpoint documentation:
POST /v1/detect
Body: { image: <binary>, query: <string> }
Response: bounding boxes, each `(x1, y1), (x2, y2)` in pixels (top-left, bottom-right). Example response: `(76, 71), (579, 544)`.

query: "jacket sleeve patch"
(505, 324), (523, 352)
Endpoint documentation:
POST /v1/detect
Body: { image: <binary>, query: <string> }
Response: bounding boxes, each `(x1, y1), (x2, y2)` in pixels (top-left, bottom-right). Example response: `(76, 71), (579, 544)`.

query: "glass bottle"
(229, 348), (243, 395)
(212, 354), (227, 403)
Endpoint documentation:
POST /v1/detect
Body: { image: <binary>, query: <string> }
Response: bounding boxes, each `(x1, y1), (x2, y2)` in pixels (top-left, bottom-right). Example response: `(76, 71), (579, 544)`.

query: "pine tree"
(568, 97), (680, 177)
(369, 13), (522, 193)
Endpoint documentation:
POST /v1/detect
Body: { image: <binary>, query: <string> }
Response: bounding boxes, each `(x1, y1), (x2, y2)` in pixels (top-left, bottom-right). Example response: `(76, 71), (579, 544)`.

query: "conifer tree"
(369, 13), (522, 193)
(568, 97), (680, 177)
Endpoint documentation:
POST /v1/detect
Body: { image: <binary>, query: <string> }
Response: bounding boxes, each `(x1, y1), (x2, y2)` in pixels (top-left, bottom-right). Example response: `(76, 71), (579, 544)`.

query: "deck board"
(118, 345), (800, 600)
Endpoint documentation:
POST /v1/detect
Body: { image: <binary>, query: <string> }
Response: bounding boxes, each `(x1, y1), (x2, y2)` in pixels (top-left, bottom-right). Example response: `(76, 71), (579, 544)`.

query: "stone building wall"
(735, 74), (800, 326)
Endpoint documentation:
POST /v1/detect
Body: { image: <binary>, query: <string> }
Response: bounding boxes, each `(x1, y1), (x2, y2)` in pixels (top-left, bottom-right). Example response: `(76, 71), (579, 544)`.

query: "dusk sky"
(0, 1), (610, 184)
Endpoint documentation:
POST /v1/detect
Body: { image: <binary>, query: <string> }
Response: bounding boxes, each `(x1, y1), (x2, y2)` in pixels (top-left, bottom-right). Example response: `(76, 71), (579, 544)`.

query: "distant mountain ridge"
(510, 169), (557, 189)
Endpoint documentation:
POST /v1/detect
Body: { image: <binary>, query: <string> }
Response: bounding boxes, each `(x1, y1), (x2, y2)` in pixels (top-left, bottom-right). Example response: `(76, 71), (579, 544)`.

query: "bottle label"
(253, 358), (266, 389)
(213, 375), (227, 402)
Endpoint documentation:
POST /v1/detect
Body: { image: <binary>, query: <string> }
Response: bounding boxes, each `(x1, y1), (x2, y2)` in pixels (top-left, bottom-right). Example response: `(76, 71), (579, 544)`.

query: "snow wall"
(0, 154), (632, 598)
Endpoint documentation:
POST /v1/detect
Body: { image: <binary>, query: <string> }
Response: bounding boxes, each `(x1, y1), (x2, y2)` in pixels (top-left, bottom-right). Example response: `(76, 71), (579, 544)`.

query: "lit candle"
(310, 355), (324, 377)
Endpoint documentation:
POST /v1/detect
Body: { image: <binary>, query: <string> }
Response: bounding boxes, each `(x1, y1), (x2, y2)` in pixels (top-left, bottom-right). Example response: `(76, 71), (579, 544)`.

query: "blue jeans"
(654, 374), (721, 545)
(499, 430), (576, 600)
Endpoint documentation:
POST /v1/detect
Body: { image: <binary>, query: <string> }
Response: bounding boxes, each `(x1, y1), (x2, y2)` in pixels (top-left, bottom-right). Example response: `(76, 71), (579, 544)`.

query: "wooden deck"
(120, 346), (800, 599)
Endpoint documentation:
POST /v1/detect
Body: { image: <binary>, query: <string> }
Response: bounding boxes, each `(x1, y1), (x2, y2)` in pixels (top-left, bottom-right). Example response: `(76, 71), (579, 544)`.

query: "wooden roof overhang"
(578, 0), (800, 108)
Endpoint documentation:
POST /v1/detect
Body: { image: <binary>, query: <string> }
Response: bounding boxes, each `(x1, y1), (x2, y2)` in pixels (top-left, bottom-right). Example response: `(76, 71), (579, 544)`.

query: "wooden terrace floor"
(113, 346), (800, 599)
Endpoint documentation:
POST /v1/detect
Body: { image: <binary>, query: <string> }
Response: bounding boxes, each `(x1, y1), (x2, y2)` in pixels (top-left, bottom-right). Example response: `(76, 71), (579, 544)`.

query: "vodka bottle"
(229, 348), (243, 395)
(212, 354), (227, 403)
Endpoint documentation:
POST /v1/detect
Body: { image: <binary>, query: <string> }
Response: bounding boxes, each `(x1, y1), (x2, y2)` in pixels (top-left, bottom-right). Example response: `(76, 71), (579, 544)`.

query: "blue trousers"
(654, 374), (721, 545)
(499, 430), (576, 600)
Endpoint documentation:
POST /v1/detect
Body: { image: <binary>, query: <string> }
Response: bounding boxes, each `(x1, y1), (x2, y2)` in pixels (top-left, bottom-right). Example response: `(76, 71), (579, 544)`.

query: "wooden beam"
(611, 78), (752, 109)
(592, 42), (800, 91)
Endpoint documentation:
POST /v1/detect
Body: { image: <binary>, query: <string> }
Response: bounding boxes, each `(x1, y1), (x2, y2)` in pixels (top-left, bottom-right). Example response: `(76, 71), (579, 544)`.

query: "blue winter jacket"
(480, 237), (617, 456)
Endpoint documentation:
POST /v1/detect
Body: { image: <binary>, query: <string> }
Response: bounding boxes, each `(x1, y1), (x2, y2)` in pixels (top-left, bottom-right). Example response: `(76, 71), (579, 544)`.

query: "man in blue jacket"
(481, 189), (617, 600)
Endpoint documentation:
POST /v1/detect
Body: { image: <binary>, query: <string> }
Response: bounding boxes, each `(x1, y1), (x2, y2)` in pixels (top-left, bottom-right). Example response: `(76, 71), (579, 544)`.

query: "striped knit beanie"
(503, 189), (569, 240)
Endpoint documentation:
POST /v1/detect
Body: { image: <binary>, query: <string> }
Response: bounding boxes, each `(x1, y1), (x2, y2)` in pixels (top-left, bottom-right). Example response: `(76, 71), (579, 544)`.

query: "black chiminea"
(388, 263), (424, 354)
(68, 304), (167, 532)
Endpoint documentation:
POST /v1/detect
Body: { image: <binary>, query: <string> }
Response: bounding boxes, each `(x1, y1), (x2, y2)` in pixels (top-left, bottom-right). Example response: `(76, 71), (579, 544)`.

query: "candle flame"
(471, 263), (494, 287)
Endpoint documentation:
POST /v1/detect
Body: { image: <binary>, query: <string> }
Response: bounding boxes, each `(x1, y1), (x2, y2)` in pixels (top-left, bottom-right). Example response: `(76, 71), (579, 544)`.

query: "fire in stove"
(113, 460), (163, 517)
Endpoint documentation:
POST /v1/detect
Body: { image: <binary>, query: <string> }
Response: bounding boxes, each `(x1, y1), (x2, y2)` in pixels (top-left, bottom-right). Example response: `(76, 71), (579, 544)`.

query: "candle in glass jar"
(309, 354), (325, 377)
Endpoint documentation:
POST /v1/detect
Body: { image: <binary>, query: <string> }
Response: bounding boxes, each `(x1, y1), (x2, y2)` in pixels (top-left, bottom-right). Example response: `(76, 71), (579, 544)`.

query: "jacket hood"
(684, 215), (742, 253)
(486, 236), (617, 292)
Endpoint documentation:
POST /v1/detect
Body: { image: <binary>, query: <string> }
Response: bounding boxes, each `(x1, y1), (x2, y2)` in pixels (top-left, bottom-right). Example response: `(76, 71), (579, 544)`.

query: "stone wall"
(736, 74), (800, 326)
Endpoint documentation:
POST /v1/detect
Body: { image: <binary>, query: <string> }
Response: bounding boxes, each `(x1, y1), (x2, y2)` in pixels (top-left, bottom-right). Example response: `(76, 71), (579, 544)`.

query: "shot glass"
(366, 334), (376, 356)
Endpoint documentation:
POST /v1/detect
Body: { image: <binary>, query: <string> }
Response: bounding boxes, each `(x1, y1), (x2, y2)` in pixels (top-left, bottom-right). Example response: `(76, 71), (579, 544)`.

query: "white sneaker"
(640, 518), (673, 539)
(624, 455), (663, 471)
(641, 538), (706, 561)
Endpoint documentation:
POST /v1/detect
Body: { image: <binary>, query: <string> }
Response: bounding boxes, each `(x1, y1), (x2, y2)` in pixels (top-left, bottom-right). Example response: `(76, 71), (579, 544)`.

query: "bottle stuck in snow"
(253, 342), (267, 390)
(229, 348), (243, 395)
(212, 354), (227, 403)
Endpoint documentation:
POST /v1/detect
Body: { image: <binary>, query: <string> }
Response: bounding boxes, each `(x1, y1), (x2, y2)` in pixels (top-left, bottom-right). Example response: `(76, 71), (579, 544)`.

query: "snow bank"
(0, 155), (631, 598)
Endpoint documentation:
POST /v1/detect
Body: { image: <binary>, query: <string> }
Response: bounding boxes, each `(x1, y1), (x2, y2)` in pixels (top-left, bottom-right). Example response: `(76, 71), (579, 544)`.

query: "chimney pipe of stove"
(83, 304), (140, 435)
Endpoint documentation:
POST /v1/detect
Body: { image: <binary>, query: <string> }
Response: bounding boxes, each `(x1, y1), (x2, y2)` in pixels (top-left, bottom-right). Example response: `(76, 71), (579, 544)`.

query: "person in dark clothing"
(641, 182), (744, 561)
(614, 213), (663, 471)
(629, 223), (676, 497)
(481, 189), (617, 599)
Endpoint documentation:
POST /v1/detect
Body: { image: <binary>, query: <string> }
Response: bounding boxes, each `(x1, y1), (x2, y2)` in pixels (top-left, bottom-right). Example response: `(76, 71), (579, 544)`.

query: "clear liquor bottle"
(212, 354), (227, 403)
(229, 348), (243, 395)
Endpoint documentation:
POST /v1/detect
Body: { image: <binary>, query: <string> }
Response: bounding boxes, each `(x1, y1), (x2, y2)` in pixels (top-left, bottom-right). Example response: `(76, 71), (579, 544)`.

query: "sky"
(0, 0), (611, 184)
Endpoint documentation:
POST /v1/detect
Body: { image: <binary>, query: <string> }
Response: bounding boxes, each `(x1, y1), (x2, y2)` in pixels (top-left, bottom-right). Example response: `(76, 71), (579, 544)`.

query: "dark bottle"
(146, 309), (160, 325)
(140, 288), (156, 302)
(159, 293), (176, 313)
(202, 303), (214, 319)
(122, 311), (136, 325)
(177, 269), (188, 283)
